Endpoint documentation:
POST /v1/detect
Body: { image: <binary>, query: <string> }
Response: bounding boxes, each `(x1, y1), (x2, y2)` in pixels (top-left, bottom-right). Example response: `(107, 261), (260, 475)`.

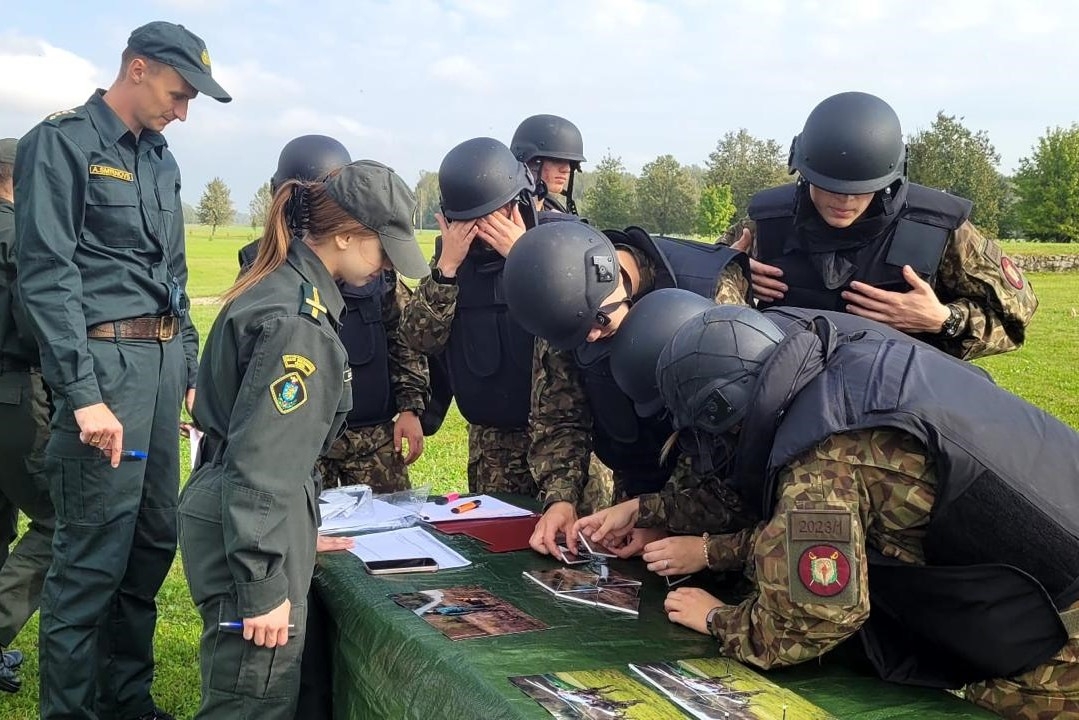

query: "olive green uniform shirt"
(192, 239), (351, 616)
(14, 90), (198, 409)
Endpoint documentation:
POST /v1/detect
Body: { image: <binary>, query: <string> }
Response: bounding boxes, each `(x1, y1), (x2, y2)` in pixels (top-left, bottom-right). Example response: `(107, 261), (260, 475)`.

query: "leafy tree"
(997, 175), (1024, 240)
(635, 154), (697, 236)
(1014, 124), (1079, 242)
(582, 153), (637, 230)
(414, 171), (440, 230)
(248, 181), (272, 230)
(196, 177), (234, 238)
(704, 129), (789, 219)
(908, 112), (1003, 236)
(181, 201), (197, 224)
(696, 184), (737, 238)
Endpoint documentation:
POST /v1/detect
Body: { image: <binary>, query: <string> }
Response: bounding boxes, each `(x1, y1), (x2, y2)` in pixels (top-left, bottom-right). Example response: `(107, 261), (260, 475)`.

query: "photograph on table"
(511, 667), (684, 719)
(523, 568), (642, 615)
(629, 658), (836, 720)
(390, 585), (548, 640)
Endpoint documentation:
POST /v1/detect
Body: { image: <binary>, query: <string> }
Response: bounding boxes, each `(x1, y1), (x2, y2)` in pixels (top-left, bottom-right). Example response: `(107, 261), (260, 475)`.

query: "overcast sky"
(4, 0), (1079, 208)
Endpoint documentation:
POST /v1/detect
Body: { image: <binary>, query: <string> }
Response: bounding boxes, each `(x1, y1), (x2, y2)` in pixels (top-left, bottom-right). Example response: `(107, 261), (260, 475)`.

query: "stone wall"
(1010, 254), (1079, 272)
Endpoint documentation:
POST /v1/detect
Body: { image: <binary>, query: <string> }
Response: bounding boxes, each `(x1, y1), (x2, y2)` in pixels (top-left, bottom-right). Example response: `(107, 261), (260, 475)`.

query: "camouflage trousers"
(316, 421), (410, 493)
(466, 424), (613, 514)
(965, 603), (1079, 719)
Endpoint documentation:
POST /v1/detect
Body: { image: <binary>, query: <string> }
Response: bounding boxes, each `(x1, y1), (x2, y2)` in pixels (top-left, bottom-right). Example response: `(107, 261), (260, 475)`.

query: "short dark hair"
(118, 48), (161, 78)
(0, 162), (13, 187)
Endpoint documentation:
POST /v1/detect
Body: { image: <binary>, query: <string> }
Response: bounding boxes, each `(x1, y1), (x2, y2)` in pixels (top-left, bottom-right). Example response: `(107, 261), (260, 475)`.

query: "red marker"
(450, 499), (482, 514)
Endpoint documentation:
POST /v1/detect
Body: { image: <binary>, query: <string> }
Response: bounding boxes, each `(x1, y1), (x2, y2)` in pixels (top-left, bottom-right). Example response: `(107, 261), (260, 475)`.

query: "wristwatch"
(939, 303), (965, 338)
(705, 606), (723, 638)
(431, 267), (457, 286)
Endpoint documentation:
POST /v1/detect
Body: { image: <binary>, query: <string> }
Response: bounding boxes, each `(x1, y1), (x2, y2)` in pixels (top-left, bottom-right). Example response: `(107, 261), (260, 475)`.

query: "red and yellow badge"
(797, 544), (851, 597)
(1000, 256), (1024, 290)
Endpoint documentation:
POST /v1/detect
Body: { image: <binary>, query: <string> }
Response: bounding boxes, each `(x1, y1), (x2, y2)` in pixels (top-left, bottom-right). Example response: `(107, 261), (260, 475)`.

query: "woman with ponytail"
(177, 160), (428, 720)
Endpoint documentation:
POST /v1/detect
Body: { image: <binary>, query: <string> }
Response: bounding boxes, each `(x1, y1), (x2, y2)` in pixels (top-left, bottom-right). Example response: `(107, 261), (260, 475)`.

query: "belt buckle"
(158, 316), (177, 341)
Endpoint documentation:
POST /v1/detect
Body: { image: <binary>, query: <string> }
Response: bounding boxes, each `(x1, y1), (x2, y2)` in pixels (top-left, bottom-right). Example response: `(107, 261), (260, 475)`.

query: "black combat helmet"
(657, 305), (785, 436)
(609, 289), (717, 417)
(271, 134), (352, 190)
(510, 114), (586, 165)
(438, 137), (533, 221)
(788, 91), (906, 195)
(503, 221), (619, 351)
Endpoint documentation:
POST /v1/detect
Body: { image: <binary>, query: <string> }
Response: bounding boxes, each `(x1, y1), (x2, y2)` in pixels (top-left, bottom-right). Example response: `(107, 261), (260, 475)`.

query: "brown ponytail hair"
(222, 169), (378, 303)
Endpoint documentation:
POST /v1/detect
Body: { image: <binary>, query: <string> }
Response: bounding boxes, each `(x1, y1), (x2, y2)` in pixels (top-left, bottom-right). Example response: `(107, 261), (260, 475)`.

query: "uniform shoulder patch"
(1000, 256), (1025, 290)
(270, 371), (307, 414)
(282, 353), (316, 377)
(299, 282), (329, 323)
(787, 509), (859, 607)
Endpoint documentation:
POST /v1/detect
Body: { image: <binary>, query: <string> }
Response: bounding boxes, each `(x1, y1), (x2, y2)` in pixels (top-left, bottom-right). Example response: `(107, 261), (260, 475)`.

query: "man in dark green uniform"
(0, 136), (55, 694)
(14, 22), (230, 720)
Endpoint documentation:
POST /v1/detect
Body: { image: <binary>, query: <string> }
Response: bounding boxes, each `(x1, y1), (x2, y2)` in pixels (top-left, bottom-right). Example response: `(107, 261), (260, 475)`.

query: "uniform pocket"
(85, 179), (141, 248)
(0, 384), (20, 405)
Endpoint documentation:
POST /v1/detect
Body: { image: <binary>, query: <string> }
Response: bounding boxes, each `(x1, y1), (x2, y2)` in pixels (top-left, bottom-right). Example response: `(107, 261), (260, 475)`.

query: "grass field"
(1, 228), (1077, 718)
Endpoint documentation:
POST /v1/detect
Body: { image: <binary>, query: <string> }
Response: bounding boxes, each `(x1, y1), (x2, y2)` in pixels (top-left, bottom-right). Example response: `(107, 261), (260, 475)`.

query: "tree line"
(195, 118), (1079, 242)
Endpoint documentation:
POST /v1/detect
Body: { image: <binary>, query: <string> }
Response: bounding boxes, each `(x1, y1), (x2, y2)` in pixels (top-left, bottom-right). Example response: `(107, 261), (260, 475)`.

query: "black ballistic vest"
(750, 183), (971, 311)
(752, 330), (1079, 687)
(444, 243), (534, 429)
(339, 272), (395, 429)
(575, 228), (747, 497)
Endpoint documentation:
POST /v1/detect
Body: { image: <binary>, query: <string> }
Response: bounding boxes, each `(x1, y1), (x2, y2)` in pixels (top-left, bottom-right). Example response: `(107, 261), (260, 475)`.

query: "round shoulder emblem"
(1000, 256), (1024, 290)
(797, 544), (851, 597)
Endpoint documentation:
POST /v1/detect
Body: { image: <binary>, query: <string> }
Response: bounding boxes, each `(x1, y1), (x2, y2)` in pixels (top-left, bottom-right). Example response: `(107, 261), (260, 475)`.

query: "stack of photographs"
(523, 567), (642, 616)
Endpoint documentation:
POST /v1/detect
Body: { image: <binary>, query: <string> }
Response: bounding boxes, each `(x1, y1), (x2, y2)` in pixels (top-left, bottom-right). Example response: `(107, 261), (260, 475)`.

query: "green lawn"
(1, 230), (1077, 718)
(1000, 241), (1079, 257)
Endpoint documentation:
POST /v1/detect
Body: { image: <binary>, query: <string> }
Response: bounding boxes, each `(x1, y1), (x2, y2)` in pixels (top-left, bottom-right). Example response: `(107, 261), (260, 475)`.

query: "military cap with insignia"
(324, 160), (430, 281)
(127, 21), (231, 102)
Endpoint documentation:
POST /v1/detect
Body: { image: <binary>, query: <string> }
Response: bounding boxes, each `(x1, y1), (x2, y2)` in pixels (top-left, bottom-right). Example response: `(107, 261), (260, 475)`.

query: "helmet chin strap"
(566, 167), (578, 215)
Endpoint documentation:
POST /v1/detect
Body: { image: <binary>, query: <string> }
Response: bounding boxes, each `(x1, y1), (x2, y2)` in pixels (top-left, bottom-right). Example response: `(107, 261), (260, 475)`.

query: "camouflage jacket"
(722, 218), (1038, 360)
(705, 427), (935, 668)
(531, 247), (750, 508)
(385, 277), (429, 413)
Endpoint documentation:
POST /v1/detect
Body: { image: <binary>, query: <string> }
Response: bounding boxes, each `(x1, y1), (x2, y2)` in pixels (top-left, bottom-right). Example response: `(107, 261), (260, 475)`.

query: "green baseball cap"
(127, 21), (231, 103)
(325, 160), (430, 280)
(0, 138), (17, 165)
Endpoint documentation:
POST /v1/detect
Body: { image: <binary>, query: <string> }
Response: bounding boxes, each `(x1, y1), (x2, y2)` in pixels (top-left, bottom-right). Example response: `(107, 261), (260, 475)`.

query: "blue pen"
(120, 450), (148, 461)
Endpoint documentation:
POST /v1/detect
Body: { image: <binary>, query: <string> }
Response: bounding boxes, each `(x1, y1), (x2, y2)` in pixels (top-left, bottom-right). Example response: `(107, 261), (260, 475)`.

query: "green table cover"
(313, 525), (997, 719)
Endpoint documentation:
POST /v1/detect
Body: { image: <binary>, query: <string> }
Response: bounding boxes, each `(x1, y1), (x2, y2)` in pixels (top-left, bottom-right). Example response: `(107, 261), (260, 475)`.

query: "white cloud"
(0, 33), (104, 115)
(429, 55), (491, 93)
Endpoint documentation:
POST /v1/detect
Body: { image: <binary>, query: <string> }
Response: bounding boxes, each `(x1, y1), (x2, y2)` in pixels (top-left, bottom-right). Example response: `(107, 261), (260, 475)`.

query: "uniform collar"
(0, 199), (12, 214)
(85, 90), (168, 151)
(287, 238), (345, 326)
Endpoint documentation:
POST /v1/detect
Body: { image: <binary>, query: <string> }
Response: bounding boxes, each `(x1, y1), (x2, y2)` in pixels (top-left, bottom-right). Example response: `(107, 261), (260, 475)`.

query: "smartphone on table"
(363, 557), (439, 575)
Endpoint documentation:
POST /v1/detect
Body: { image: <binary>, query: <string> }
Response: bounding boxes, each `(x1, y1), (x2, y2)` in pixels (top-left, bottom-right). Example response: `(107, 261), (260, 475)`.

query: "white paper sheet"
(419, 494), (534, 523)
(347, 526), (472, 570)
